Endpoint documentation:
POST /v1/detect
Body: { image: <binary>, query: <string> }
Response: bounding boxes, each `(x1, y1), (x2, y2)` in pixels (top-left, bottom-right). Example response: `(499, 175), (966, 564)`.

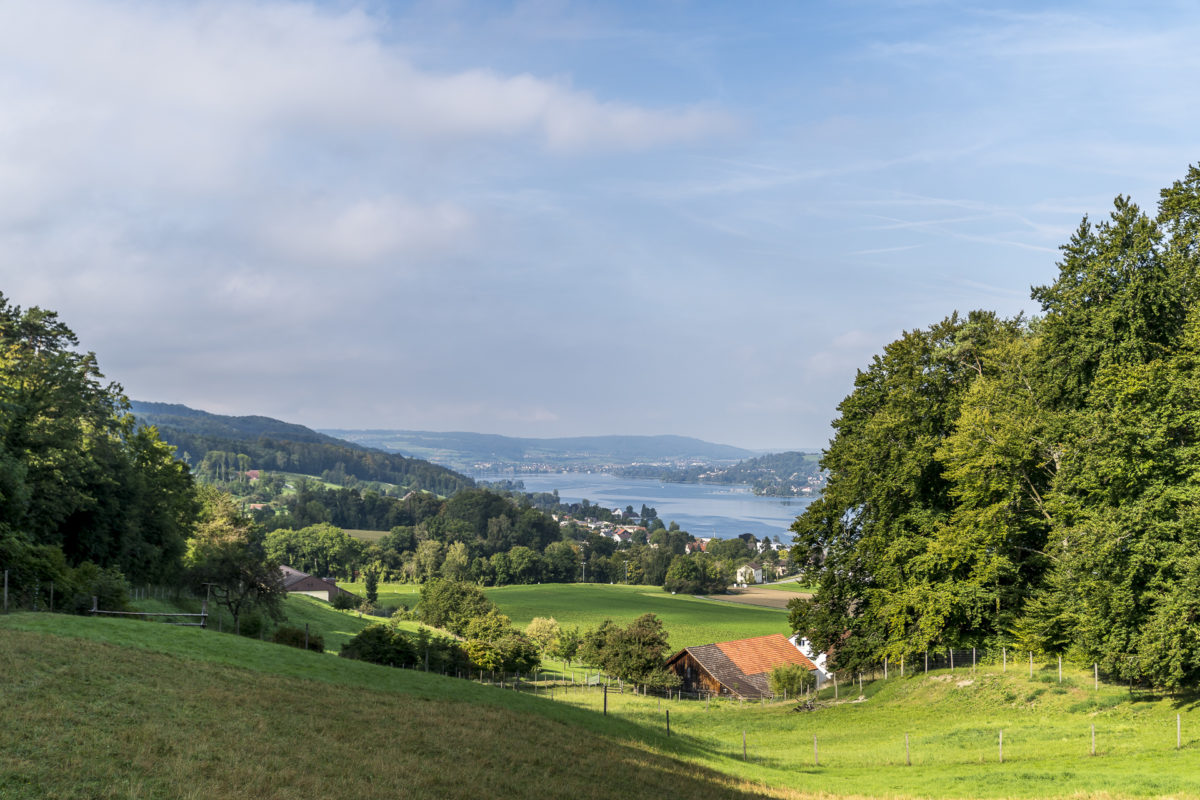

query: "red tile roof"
(716, 634), (815, 676)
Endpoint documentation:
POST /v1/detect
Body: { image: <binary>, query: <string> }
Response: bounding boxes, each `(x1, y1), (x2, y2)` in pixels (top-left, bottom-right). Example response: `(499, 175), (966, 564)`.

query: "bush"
(66, 561), (130, 615)
(272, 625), (325, 652)
(331, 593), (358, 610)
(770, 663), (817, 697)
(340, 624), (412, 665)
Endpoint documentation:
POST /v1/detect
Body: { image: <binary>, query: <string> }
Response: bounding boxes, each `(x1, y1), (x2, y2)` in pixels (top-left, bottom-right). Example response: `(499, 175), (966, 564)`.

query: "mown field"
(4, 612), (1200, 799)
(337, 581), (792, 650)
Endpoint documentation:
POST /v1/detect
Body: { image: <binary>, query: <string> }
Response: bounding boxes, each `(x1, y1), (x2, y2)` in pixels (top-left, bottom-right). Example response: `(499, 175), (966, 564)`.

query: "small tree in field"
(365, 568), (379, 605)
(769, 663), (816, 698)
(552, 625), (582, 667)
(525, 617), (560, 654)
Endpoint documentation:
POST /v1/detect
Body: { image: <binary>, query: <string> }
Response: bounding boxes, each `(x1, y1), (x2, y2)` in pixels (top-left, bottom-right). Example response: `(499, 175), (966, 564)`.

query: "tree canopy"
(790, 165), (1200, 690)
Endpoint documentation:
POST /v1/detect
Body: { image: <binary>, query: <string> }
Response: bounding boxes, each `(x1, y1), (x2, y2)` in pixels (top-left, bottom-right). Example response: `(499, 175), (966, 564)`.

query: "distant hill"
(318, 429), (757, 472)
(614, 450), (825, 496)
(130, 401), (473, 496)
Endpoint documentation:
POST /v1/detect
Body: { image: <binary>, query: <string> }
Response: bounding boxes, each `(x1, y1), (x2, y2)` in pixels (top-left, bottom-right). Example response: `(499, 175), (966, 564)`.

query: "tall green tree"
(184, 486), (284, 635)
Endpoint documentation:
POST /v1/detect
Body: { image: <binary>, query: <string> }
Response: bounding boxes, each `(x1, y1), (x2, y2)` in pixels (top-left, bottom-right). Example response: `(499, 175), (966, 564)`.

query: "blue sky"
(2, 0), (1198, 450)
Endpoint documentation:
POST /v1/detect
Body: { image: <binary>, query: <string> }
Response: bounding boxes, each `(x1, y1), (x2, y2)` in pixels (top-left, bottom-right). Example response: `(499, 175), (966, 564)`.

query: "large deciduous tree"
(790, 165), (1200, 688)
(185, 485), (284, 634)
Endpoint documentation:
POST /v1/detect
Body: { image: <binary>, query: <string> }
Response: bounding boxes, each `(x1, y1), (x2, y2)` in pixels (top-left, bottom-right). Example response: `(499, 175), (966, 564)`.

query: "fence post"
(604, 684), (608, 716)
(1003, 647), (1006, 672)
(91, 596), (98, 615)
(905, 733), (911, 766)
(666, 709), (670, 737)
(925, 650), (928, 674)
(972, 647), (976, 671)
(950, 649), (954, 671)
(834, 674), (838, 699)
(813, 734), (819, 766)
(884, 657), (888, 679)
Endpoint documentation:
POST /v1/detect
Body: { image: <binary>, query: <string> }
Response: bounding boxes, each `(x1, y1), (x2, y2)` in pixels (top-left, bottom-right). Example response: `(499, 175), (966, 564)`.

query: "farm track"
(703, 586), (810, 609)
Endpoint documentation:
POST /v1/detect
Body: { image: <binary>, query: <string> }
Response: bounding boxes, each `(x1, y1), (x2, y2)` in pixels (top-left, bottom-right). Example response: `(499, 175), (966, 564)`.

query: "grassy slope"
(0, 614), (768, 800)
(127, 593), (378, 653)
(5, 613), (1200, 798)
(337, 581), (791, 650)
(532, 659), (1200, 798)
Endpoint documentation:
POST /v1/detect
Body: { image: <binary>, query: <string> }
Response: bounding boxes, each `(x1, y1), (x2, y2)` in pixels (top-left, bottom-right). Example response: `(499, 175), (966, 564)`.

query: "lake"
(475, 471), (814, 542)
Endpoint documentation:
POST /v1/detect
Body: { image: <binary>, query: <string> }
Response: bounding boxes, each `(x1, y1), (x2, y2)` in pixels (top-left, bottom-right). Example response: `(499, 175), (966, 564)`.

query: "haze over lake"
(479, 471), (814, 542)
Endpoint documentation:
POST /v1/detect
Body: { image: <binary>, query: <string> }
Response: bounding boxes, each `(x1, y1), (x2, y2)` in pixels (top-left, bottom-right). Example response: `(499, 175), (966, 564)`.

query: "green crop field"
(338, 581), (791, 650)
(488, 583), (790, 650)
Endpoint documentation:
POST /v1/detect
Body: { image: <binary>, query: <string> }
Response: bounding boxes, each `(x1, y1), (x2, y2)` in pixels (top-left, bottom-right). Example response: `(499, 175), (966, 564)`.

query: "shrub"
(331, 593), (358, 610)
(340, 624), (413, 666)
(769, 663), (817, 697)
(340, 623), (466, 671)
(272, 625), (325, 652)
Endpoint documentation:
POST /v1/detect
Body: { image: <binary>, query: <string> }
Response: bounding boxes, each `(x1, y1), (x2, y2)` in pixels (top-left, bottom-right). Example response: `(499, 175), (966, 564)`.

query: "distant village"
(550, 507), (798, 586)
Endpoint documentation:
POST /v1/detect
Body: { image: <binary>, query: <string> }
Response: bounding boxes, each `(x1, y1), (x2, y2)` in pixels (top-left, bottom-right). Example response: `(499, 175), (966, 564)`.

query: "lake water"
(476, 471), (814, 542)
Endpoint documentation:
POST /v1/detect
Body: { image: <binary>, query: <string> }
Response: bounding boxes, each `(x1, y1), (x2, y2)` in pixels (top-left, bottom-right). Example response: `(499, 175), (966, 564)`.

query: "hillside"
(131, 401), (473, 496)
(319, 429), (757, 472)
(614, 451), (825, 496)
(0, 614), (763, 800)
(4, 612), (1200, 799)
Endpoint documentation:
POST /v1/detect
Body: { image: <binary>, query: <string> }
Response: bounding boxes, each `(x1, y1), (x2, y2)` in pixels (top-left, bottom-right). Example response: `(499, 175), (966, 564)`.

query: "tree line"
(341, 579), (679, 688)
(789, 165), (1200, 691)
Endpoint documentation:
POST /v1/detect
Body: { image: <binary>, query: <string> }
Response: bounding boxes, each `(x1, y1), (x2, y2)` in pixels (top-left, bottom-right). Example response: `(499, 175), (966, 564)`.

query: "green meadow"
(337, 581), (791, 650)
(5, 612), (1200, 799)
(0, 614), (759, 800)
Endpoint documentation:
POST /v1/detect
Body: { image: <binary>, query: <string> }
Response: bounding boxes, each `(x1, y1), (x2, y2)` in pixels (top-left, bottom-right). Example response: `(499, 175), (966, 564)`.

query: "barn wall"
(667, 651), (724, 695)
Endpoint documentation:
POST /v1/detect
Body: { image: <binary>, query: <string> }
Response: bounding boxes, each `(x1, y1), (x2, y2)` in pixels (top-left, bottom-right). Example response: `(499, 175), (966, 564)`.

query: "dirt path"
(703, 585), (812, 609)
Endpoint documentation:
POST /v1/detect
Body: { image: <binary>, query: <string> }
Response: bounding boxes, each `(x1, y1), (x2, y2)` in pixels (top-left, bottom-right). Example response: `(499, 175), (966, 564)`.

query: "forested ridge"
(615, 450), (824, 496)
(790, 165), (1200, 690)
(131, 401), (473, 497)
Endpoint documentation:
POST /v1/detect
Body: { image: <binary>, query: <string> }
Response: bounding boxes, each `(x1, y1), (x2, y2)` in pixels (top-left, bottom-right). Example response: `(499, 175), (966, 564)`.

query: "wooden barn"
(279, 565), (361, 604)
(665, 633), (818, 699)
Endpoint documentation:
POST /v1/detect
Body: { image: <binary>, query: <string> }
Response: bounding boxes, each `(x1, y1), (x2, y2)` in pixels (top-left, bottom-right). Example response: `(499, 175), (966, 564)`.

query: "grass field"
(344, 528), (390, 542)
(5, 612), (1200, 798)
(0, 614), (762, 800)
(337, 581), (791, 650)
(550, 661), (1200, 798)
(127, 592), (379, 653)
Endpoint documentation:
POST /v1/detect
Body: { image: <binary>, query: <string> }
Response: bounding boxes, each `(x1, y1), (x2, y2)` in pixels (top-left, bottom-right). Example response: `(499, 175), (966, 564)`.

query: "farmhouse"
(664, 633), (820, 699)
(735, 562), (763, 585)
(279, 565), (360, 604)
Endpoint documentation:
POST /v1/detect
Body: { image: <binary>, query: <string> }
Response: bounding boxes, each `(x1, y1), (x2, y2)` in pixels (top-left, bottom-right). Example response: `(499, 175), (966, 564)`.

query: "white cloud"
(256, 197), (474, 266)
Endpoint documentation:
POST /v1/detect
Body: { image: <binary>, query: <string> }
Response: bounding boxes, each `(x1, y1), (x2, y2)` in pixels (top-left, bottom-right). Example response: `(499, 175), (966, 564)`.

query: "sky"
(2, 0), (1199, 451)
